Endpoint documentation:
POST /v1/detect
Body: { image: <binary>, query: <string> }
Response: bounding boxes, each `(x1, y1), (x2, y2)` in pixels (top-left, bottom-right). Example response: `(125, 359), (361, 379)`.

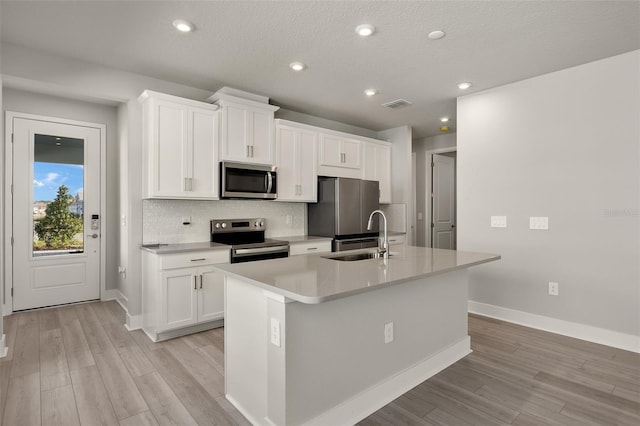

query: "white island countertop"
(214, 245), (500, 304)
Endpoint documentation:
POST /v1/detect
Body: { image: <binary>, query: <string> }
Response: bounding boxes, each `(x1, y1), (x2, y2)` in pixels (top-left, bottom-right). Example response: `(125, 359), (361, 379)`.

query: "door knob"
(87, 234), (99, 239)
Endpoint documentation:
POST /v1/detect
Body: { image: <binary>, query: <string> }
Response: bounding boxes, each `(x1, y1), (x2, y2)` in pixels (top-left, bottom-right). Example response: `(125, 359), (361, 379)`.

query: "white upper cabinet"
(275, 120), (318, 202)
(208, 88), (280, 165)
(363, 141), (392, 204)
(140, 90), (220, 200)
(318, 133), (363, 178)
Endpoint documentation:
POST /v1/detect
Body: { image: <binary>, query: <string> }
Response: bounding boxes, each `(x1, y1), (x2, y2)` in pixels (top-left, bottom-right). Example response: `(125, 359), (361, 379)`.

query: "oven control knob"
(221, 223), (227, 229)
(254, 221), (259, 227)
(259, 221), (264, 227)
(214, 223), (220, 229)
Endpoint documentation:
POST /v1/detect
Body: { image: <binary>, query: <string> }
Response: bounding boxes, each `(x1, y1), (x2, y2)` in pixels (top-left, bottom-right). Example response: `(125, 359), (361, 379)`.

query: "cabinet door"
(376, 144), (392, 204)
(160, 268), (198, 331)
(249, 108), (275, 164)
(221, 103), (249, 162)
(341, 139), (361, 169)
(363, 143), (392, 204)
(319, 134), (343, 167)
(297, 129), (318, 201)
(189, 107), (219, 198)
(198, 267), (225, 322)
(150, 100), (189, 197)
(276, 126), (297, 201)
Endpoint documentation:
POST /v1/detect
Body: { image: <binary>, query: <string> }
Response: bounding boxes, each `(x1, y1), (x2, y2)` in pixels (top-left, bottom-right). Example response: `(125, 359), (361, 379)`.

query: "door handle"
(86, 234), (99, 239)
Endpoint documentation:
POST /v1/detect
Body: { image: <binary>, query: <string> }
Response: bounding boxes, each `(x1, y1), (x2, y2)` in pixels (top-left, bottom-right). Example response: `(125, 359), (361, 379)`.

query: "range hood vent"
(381, 99), (413, 109)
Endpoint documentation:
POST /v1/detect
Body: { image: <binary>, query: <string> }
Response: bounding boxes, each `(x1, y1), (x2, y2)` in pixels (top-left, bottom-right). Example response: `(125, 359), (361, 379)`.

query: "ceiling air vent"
(381, 99), (413, 109)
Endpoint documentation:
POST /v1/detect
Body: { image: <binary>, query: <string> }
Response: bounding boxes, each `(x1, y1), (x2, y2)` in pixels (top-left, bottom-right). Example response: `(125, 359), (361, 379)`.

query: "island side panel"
(225, 277), (269, 424)
(285, 269), (470, 425)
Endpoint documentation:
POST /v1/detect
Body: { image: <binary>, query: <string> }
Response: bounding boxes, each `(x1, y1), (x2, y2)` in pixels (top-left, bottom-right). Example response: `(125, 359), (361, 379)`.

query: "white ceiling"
(2, 1), (639, 138)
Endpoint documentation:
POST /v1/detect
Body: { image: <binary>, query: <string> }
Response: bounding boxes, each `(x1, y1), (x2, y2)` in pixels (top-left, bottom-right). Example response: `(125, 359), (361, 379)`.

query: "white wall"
(143, 199), (306, 243)
(2, 88), (120, 291)
(0, 76), (4, 350)
(457, 50), (640, 339)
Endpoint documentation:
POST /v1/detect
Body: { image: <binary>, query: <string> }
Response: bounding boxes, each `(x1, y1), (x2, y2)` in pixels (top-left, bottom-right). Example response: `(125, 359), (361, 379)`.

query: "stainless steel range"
(210, 218), (289, 263)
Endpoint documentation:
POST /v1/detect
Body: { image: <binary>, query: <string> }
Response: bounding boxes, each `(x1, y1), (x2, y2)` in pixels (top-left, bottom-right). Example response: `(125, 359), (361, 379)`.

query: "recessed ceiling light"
(289, 62), (306, 71)
(457, 82), (472, 90)
(428, 30), (446, 40)
(440, 117), (449, 122)
(355, 24), (375, 37)
(172, 19), (194, 33)
(364, 89), (377, 96)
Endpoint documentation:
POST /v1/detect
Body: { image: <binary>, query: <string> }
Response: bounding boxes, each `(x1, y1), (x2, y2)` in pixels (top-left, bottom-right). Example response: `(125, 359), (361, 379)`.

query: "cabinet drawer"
(290, 240), (332, 256)
(159, 250), (230, 270)
(388, 234), (406, 245)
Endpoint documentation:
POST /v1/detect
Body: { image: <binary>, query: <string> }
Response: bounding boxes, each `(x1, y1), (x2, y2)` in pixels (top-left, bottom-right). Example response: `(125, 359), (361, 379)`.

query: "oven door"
(221, 162), (277, 199)
(231, 245), (290, 263)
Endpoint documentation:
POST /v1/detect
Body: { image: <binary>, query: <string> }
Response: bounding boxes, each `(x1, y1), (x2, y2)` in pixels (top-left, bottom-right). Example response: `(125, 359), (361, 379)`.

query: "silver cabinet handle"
(194, 275), (197, 290)
(86, 234), (99, 239)
(307, 247), (318, 251)
(184, 177), (193, 191)
(190, 258), (206, 262)
(250, 145), (254, 158)
(200, 275), (203, 289)
(246, 145), (251, 158)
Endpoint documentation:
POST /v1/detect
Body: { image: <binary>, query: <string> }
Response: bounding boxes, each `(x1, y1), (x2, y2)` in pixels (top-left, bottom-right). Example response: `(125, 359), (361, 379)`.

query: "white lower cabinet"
(143, 249), (229, 341)
(289, 239), (332, 256)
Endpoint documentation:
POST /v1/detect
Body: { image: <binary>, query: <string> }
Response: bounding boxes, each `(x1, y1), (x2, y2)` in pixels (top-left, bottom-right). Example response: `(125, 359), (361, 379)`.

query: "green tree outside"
(34, 185), (83, 250)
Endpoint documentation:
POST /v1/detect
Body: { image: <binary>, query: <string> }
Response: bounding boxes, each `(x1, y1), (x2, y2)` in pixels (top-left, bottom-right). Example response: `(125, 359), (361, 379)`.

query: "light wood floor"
(1, 301), (638, 425)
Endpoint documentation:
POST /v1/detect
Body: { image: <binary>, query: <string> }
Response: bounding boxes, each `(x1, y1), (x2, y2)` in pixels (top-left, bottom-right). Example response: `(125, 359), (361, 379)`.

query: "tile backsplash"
(143, 199), (306, 244)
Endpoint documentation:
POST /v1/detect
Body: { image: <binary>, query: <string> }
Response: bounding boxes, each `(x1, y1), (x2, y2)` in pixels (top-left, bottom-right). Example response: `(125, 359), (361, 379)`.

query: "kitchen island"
(214, 245), (500, 426)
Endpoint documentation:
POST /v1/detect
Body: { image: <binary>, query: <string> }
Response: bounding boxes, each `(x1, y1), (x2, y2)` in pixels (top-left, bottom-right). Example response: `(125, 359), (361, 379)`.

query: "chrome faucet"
(367, 209), (389, 259)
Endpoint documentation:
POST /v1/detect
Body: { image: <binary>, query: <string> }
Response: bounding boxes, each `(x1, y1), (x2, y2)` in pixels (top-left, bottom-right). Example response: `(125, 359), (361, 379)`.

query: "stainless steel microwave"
(220, 162), (277, 199)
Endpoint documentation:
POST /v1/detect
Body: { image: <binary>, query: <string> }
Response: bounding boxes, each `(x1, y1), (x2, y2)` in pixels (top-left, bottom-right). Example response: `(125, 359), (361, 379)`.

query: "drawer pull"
(190, 258), (206, 262)
(194, 275), (197, 290)
(307, 247), (318, 251)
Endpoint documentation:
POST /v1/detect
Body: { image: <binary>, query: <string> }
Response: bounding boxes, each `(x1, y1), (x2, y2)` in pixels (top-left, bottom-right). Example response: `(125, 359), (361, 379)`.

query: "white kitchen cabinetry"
(140, 90), (220, 199)
(363, 141), (392, 204)
(142, 249), (229, 341)
(289, 239), (332, 256)
(388, 234), (407, 245)
(208, 89), (280, 165)
(318, 133), (362, 178)
(275, 120), (318, 202)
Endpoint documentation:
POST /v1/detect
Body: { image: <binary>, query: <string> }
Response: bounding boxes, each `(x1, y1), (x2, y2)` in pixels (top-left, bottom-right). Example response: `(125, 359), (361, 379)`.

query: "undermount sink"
(324, 252), (386, 262)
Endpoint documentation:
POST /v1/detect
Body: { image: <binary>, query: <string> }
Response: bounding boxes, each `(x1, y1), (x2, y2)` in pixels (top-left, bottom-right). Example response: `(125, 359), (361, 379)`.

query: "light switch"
(530, 217), (549, 230)
(491, 216), (507, 228)
(270, 318), (281, 347)
(417, 212), (423, 220)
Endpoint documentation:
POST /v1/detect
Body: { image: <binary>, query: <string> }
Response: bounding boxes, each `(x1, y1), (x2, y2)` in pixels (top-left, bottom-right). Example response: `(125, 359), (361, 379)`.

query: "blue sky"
(33, 162), (84, 201)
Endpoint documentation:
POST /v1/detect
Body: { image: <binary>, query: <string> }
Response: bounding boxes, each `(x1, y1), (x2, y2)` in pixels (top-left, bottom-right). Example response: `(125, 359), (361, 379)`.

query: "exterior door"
(431, 154), (456, 249)
(11, 115), (102, 311)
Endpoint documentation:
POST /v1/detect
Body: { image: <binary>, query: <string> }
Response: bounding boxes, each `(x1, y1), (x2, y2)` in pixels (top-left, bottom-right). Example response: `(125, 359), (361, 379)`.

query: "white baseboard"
(468, 301), (640, 354)
(125, 313), (143, 331)
(303, 337), (471, 426)
(1, 333), (8, 358)
(101, 289), (120, 301)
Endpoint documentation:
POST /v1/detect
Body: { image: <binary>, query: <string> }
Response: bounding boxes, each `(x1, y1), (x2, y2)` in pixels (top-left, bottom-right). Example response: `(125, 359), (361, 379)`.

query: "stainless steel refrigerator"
(307, 177), (380, 252)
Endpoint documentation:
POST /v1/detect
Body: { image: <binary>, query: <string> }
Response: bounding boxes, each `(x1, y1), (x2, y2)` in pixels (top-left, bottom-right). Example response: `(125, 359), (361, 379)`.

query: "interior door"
(11, 116), (101, 311)
(431, 153), (456, 249)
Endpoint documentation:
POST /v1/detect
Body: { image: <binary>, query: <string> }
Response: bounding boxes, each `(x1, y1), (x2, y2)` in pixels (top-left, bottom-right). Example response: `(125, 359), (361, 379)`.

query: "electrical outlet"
(530, 217), (549, 230)
(270, 318), (281, 347)
(548, 281), (559, 296)
(384, 322), (394, 344)
(491, 216), (507, 228)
